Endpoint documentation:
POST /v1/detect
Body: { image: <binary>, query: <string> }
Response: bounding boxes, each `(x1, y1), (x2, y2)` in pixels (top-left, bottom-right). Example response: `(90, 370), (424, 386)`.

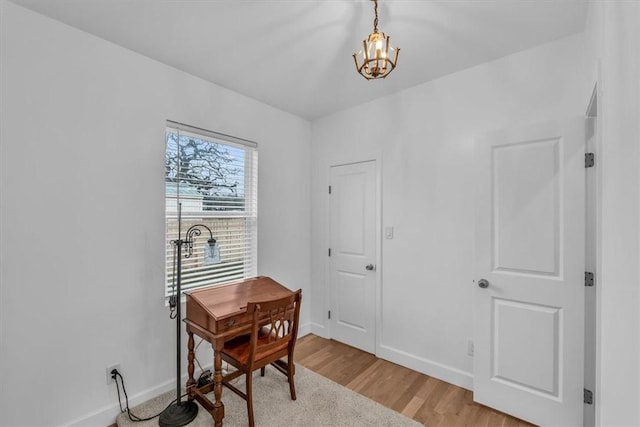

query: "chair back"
(246, 289), (302, 365)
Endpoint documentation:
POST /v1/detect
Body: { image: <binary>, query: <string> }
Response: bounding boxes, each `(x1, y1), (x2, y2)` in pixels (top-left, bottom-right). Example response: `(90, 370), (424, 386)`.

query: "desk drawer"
(215, 313), (252, 334)
(185, 296), (250, 335)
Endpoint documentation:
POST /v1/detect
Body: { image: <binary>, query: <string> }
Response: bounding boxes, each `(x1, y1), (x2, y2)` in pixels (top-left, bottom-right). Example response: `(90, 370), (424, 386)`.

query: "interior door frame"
(326, 154), (382, 355)
(585, 76), (603, 427)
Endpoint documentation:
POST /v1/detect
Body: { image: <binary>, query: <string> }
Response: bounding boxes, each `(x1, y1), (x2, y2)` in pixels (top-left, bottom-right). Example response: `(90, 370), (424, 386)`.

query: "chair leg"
(246, 372), (255, 427)
(287, 360), (296, 400)
(260, 366), (265, 377)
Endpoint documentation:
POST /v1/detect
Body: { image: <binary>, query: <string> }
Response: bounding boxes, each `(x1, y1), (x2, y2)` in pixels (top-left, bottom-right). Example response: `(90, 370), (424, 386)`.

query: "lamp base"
(158, 400), (198, 427)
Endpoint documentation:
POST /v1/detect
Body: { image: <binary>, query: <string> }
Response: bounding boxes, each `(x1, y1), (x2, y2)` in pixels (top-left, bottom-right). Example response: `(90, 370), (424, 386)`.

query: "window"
(165, 122), (257, 298)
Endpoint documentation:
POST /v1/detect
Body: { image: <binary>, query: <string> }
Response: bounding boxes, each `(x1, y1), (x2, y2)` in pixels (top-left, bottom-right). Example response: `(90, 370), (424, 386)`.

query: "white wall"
(310, 34), (588, 388)
(0, 2), (310, 426)
(584, 2), (640, 426)
(4, 1), (639, 425)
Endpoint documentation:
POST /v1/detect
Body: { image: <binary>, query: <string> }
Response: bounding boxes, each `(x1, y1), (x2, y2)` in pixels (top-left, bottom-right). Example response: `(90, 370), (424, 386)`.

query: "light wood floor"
(294, 334), (534, 427)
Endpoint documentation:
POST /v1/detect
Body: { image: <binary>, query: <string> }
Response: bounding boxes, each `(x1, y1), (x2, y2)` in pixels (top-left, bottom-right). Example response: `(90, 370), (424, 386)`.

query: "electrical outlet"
(467, 340), (474, 357)
(106, 364), (120, 385)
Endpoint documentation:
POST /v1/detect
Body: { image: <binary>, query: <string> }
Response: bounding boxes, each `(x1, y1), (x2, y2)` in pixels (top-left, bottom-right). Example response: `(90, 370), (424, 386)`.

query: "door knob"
(365, 264), (375, 271)
(478, 279), (489, 289)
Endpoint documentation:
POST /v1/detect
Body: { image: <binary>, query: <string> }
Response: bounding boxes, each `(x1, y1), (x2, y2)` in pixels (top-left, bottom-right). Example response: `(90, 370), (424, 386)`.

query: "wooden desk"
(184, 276), (294, 427)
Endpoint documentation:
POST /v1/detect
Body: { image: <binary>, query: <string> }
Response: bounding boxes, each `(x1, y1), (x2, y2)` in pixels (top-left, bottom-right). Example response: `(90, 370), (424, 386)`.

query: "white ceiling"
(10, 0), (588, 120)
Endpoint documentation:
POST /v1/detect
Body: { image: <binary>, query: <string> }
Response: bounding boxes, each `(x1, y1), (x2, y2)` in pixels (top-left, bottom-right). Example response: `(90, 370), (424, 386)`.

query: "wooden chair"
(220, 289), (302, 427)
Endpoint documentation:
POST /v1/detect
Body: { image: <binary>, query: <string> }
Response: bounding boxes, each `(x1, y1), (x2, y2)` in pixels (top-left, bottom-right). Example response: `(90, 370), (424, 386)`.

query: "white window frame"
(165, 121), (258, 300)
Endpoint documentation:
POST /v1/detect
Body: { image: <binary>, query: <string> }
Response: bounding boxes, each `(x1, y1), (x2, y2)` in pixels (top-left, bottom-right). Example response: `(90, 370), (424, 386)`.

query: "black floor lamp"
(159, 204), (218, 427)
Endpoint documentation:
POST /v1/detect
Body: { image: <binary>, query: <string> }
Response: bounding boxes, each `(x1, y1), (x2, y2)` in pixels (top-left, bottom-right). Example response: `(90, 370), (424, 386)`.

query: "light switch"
(385, 226), (394, 239)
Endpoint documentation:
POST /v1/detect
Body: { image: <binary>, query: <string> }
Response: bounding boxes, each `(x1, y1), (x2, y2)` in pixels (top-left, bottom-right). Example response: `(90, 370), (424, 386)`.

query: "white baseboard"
(298, 322), (311, 338)
(377, 344), (474, 391)
(67, 365), (218, 427)
(68, 324), (315, 427)
(310, 322), (329, 339)
(66, 377), (176, 427)
(303, 326), (472, 390)
(70, 328), (471, 426)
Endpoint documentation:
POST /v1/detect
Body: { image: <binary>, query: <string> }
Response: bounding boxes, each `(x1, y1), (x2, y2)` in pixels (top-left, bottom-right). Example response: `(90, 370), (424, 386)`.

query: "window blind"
(165, 122), (258, 297)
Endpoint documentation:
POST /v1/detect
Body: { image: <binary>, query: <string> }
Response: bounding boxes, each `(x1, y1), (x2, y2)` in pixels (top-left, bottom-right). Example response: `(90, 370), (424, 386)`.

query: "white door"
(329, 161), (377, 354)
(473, 119), (585, 426)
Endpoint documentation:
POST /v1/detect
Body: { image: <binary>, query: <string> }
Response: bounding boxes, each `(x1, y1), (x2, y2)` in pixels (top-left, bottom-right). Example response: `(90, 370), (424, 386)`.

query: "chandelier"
(353, 0), (400, 80)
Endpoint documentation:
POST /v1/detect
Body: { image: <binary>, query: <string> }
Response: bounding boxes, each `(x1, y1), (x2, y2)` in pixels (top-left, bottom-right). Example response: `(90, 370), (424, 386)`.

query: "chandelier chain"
(373, 0), (379, 32)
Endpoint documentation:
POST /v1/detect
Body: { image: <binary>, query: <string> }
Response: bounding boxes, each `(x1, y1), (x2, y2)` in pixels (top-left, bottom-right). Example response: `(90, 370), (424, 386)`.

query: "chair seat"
(222, 327), (288, 365)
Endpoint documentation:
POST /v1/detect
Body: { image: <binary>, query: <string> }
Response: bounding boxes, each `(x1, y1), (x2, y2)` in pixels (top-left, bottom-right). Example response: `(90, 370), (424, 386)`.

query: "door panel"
(334, 271), (367, 331)
(330, 161), (376, 354)
(493, 138), (560, 276)
(492, 298), (561, 397)
(474, 119), (584, 426)
(337, 172), (366, 254)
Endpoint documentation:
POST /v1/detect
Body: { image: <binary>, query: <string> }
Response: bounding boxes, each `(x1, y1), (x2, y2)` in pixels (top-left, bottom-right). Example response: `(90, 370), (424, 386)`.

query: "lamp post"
(160, 205), (217, 427)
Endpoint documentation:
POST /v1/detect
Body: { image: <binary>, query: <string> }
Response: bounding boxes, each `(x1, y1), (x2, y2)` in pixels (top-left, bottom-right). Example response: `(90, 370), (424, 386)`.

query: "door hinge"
(585, 271), (595, 287)
(584, 388), (594, 405)
(328, 310), (331, 320)
(328, 248), (331, 257)
(328, 185), (332, 194)
(585, 152), (595, 168)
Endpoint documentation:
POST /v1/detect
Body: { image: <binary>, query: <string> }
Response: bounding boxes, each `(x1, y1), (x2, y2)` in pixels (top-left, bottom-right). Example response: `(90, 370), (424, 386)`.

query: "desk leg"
(186, 331), (195, 396)
(212, 339), (225, 427)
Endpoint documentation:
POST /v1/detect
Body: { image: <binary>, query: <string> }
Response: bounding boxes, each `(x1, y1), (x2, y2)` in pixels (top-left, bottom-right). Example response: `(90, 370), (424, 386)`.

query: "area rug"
(117, 364), (421, 426)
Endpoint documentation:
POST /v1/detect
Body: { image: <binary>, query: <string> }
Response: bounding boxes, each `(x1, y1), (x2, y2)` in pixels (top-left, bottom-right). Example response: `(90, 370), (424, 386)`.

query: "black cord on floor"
(113, 370), (187, 422)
